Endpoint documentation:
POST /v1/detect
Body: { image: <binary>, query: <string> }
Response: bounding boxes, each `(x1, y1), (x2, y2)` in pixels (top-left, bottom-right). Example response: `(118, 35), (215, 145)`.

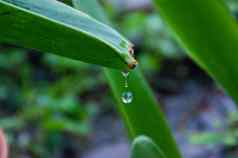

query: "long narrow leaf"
(72, 1), (182, 158)
(0, 0), (137, 69)
(105, 69), (181, 158)
(153, 0), (238, 104)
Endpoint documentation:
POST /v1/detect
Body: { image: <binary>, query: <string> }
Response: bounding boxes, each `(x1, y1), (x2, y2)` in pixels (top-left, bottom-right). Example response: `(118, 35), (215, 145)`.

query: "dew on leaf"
(121, 91), (133, 104)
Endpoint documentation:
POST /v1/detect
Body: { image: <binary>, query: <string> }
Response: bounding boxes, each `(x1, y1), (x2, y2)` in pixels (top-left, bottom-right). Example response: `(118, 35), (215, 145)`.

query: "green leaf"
(0, 117), (24, 129)
(105, 69), (182, 158)
(131, 136), (167, 158)
(0, 0), (137, 69)
(72, 0), (108, 22)
(42, 117), (90, 135)
(153, 0), (238, 104)
(72, 1), (181, 158)
(190, 132), (224, 145)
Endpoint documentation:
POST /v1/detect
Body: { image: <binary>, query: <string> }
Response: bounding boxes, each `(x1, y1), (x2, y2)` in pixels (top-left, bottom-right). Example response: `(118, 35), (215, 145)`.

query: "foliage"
(0, 0), (136, 69)
(153, 0), (238, 106)
(190, 111), (238, 146)
(0, 47), (103, 157)
(0, 0), (238, 158)
(74, 0), (181, 158)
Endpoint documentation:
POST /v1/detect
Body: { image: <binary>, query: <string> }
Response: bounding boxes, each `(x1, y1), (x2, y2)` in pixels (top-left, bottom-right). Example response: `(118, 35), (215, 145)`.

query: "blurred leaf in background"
(190, 111), (238, 147)
(0, 46), (107, 157)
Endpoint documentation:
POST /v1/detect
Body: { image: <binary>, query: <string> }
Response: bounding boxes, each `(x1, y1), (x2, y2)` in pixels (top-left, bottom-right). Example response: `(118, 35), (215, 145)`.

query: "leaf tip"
(126, 43), (138, 69)
(128, 59), (138, 69)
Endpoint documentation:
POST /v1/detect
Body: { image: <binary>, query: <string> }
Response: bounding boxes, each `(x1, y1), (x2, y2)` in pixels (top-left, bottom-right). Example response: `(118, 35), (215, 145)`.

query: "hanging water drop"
(121, 70), (129, 88)
(121, 91), (133, 104)
(121, 70), (133, 104)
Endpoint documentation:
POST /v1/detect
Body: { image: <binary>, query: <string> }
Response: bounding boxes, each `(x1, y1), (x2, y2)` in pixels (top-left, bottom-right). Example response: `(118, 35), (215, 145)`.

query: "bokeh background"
(1, 0), (238, 157)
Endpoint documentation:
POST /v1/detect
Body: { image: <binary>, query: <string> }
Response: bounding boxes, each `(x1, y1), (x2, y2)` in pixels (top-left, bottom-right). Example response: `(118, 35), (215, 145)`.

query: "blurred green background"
(1, 0), (238, 157)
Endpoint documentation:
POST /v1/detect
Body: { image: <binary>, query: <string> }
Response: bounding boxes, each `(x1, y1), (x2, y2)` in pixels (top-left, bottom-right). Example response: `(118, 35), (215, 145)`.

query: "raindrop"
(121, 91), (133, 104)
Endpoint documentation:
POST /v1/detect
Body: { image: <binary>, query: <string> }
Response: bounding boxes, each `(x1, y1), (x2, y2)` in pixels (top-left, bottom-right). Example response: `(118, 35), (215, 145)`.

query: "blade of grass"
(105, 69), (181, 158)
(0, 0), (137, 69)
(72, 0), (182, 158)
(153, 0), (238, 105)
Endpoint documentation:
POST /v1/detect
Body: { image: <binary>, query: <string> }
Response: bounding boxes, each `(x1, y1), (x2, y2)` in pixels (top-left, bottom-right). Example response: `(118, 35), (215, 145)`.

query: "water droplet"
(121, 70), (129, 88)
(121, 91), (133, 104)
